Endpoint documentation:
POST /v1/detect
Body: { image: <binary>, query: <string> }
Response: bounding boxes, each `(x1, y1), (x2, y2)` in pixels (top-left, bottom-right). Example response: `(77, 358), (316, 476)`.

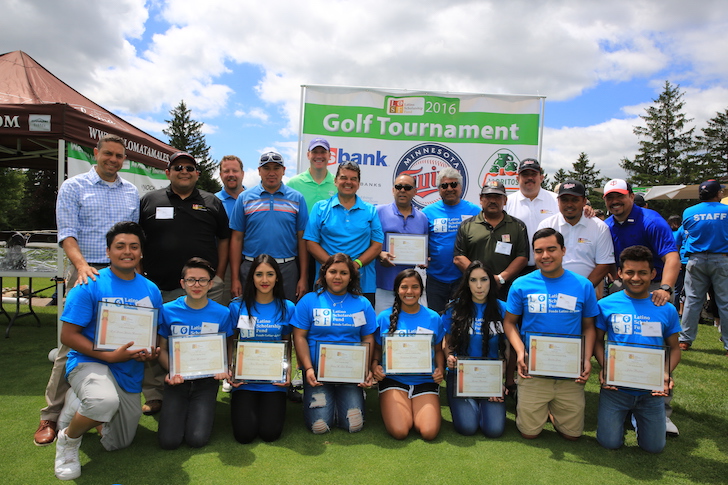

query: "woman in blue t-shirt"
(442, 261), (508, 437)
(228, 254), (294, 443)
(372, 269), (444, 440)
(292, 253), (377, 434)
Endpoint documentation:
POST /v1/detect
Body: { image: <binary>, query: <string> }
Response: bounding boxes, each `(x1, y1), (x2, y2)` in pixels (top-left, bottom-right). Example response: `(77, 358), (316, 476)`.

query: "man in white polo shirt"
(538, 180), (614, 288)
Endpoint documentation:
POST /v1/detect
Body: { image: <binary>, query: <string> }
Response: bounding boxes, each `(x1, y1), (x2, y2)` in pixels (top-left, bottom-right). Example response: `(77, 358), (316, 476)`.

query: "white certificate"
(455, 359), (503, 398)
(169, 333), (227, 380)
(317, 342), (369, 384)
(386, 233), (428, 266)
(605, 342), (666, 392)
(94, 301), (158, 352)
(383, 334), (434, 375)
(526, 333), (583, 379)
(234, 341), (288, 383)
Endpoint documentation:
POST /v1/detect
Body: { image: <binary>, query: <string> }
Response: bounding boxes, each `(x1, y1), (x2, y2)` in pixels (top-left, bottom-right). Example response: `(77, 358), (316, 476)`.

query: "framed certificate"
(386, 233), (428, 266)
(317, 342), (369, 384)
(383, 333), (434, 375)
(605, 341), (667, 392)
(169, 333), (228, 380)
(233, 340), (289, 383)
(455, 358), (503, 398)
(94, 301), (158, 352)
(526, 332), (583, 379)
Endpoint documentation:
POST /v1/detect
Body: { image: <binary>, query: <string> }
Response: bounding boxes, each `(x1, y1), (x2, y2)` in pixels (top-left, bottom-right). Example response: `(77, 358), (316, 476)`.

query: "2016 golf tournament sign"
(299, 85), (544, 206)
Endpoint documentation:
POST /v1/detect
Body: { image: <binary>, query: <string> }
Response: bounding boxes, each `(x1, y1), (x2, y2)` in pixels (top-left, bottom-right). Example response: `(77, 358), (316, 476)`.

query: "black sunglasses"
(394, 184), (414, 191)
(440, 181), (459, 189)
(260, 153), (283, 163)
(172, 165), (197, 172)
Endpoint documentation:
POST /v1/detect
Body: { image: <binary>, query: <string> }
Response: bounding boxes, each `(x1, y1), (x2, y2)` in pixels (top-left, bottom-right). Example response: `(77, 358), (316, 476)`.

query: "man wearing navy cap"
(288, 138), (337, 215)
(229, 151), (309, 301)
(678, 179), (728, 354)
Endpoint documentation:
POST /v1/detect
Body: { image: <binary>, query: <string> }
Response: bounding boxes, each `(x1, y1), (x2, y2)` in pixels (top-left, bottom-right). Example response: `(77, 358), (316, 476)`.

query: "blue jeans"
(158, 377), (219, 449)
(302, 382), (366, 433)
(597, 388), (665, 453)
(679, 253), (728, 349)
(426, 276), (460, 315)
(446, 372), (506, 438)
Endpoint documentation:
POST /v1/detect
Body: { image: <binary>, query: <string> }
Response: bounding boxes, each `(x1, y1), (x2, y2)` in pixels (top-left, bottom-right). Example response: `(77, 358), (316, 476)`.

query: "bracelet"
(354, 258), (363, 268)
(305, 367), (314, 373)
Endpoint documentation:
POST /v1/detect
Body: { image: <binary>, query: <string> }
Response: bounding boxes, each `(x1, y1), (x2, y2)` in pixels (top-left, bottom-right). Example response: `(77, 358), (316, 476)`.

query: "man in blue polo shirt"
(374, 174), (429, 314)
(504, 227), (598, 441)
(422, 167), (480, 313)
(678, 180), (728, 353)
(215, 155), (245, 306)
(229, 151), (308, 302)
(594, 245), (681, 453)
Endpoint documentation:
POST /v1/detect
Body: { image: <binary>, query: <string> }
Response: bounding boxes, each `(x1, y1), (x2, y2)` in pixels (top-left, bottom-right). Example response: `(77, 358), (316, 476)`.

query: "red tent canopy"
(0, 50), (174, 170)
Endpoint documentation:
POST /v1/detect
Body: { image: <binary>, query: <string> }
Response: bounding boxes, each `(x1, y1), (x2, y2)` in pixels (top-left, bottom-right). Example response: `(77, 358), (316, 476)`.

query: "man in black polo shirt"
(138, 151), (230, 414)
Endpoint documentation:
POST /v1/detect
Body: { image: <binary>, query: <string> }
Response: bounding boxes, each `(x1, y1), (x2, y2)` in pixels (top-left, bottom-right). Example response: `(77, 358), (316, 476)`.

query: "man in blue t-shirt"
(53, 222), (163, 481)
(422, 167), (480, 313)
(678, 180), (728, 353)
(594, 245), (681, 453)
(504, 228), (598, 441)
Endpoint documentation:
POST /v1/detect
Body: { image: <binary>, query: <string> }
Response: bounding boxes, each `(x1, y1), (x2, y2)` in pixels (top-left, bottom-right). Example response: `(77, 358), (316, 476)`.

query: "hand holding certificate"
(95, 301), (158, 353)
(169, 333), (228, 380)
(605, 342), (667, 392)
(386, 233), (428, 266)
(383, 334), (434, 375)
(233, 341), (289, 383)
(317, 342), (369, 384)
(526, 333), (583, 379)
(455, 359), (503, 398)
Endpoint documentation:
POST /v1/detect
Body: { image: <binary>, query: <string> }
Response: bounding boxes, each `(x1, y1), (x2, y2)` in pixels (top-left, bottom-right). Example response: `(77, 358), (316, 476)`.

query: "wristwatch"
(658, 284), (673, 295)
(497, 274), (506, 285)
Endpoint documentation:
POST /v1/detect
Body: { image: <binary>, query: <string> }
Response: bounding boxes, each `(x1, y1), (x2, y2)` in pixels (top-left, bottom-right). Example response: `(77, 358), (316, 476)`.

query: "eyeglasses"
(172, 165), (197, 172)
(183, 277), (211, 286)
(440, 181), (459, 189)
(260, 153), (283, 163)
(394, 184), (414, 191)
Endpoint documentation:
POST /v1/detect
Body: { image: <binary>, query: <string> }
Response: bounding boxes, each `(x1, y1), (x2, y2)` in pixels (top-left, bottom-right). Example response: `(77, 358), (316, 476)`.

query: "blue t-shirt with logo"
(376, 306), (443, 385)
(443, 300), (506, 359)
(292, 291), (377, 369)
(63, 268), (164, 393)
(159, 296), (234, 338)
(228, 297), (294, 392)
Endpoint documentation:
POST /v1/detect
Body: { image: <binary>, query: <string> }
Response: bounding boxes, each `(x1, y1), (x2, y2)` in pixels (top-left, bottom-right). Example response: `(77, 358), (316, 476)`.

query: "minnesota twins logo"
(394, 143), (468, 209)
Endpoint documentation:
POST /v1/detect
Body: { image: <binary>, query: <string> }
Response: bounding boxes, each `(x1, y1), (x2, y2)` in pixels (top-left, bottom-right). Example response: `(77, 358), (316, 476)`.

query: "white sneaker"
(54, 428), (82, 480)
(665, 417), (679, 436)
(222, 380), (232, 393)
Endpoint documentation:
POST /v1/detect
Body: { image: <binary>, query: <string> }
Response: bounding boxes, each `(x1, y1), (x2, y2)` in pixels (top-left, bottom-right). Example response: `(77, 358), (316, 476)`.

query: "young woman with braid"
(442, 260), (510, 437)
(372, 269), (444, 440)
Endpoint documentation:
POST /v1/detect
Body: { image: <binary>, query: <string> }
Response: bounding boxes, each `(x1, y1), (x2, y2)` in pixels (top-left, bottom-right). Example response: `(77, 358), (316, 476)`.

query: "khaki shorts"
(516, 377), (585, 437)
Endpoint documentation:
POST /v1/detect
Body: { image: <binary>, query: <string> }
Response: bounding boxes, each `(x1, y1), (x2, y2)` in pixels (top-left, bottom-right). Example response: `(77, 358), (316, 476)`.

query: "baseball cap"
(517, 158), (542, 174)
(480, 180), (507, 196)
(603, 179), (630, 197)
(308, 138), (330, 151)
(699, 179), (724, 200)
(558, 180), (586, 198)
(259, 151), (285, 167)
(168, 151), (197, 168)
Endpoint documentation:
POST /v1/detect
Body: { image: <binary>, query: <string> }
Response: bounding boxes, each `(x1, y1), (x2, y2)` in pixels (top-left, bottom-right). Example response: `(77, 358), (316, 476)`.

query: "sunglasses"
(440, 181), (459, 189)
(260, 153), (283, 163)
(171, 165), (197, 172)
(394, 184), (414, 191)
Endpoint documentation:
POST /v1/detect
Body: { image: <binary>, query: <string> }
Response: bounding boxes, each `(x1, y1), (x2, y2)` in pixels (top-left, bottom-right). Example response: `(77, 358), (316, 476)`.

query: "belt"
(244, 256), (296, 264)
(88, 263), (110, 269)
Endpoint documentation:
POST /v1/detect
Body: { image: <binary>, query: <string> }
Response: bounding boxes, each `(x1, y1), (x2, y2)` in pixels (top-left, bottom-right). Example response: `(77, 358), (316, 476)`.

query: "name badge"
(352, 311), (367, 327)
(201, 322), (219, 334)
(640, 321), (662, 337)
(495, 241), (512, 256)
(555, 293), (577, 311)
(156, 207), (174, 219)
(415, 326), (434, 335)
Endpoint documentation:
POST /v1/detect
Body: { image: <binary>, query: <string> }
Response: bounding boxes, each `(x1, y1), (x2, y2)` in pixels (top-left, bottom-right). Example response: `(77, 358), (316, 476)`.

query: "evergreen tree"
(552, 168), (569, 188)
(163, 100), (221, 193)
(620, 81), (696, 187)
(696, 108), (728, 180)
(0, 168), (27, 230)
(567, 152), (606, 210)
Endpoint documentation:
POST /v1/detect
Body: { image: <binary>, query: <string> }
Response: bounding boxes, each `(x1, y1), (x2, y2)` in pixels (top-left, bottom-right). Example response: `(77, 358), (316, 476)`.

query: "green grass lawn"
(1, 306), (727, 484)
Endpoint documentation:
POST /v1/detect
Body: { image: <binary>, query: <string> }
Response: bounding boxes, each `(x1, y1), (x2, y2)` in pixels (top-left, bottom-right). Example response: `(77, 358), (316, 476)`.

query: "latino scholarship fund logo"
(477, 148), (520, 192)
(394, 143), (468, 209)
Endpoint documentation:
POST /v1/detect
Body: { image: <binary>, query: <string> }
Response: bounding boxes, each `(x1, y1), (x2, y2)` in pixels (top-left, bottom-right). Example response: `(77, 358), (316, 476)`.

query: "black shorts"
(378, 377), (439, 398)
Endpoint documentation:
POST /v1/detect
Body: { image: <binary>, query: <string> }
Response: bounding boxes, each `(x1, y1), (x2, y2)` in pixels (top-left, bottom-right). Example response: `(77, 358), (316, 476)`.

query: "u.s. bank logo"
(313, 308), (332, 326)
(394, 143), (468, 209)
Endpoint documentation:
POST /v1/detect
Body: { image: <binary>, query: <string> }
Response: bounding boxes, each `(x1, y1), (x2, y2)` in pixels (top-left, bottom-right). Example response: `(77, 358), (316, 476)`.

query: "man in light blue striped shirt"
(35, 134), (140, 447)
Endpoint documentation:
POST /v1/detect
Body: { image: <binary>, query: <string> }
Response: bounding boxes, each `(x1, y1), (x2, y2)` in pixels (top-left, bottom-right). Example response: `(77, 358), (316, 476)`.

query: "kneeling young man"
(594, 245), (681, 453)
(504, 228), (598, 440)
(54, 222), (163, 480)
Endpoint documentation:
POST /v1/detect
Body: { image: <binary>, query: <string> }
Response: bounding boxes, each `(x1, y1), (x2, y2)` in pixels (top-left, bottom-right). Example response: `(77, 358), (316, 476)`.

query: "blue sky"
(3, 0), (728, 188)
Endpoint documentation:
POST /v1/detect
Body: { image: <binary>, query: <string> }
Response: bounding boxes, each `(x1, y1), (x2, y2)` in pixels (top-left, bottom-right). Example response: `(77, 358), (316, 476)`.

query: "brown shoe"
(34, 420), (57, 446)
(679, 342), (691, 351)
(141, 400), (162, 415)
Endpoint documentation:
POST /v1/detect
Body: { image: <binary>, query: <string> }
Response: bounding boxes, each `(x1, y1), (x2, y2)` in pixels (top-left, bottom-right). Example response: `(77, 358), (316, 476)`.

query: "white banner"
(299, 85), (544, 208)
